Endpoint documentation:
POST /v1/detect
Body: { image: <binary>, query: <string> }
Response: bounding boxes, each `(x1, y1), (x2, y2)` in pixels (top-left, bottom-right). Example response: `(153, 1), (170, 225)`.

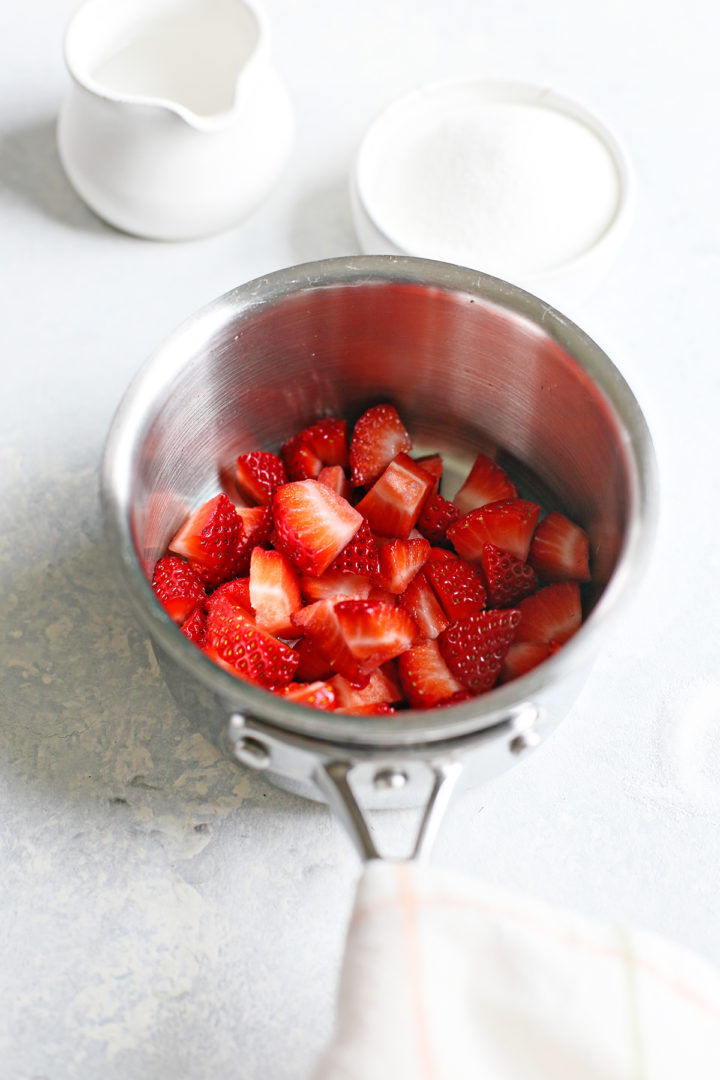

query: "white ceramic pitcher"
(58, 0), (294, 240)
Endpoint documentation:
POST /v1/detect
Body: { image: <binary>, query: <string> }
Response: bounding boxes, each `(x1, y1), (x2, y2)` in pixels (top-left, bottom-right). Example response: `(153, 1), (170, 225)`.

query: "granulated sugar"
(362, 98), (621, 279)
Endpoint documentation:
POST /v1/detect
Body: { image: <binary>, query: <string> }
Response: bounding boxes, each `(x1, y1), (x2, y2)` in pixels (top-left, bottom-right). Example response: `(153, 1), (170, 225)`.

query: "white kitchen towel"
(313, 860), (720, 1079)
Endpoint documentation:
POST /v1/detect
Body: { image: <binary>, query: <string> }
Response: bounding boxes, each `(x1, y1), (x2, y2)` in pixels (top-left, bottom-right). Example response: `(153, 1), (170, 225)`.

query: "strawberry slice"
(330, 518), (380, 577)
(447, 498), (541, 562)
(236, 505), (273, 545)
(437, 609), (520, 694)
(299, 417), (349, 468)
(335, 703), (396, 715)
(272, 479), (363, 576)
(356, 453), (435, 538)
(206, 592), (298, 688)
(453, 452), (517, 514)
(235, 451), (288, 506)
(498, 642), (553, 683)
(368, 585), (398, 606)
(299, 570), (372, 602)
(413, 453), (444, 485)
(318, 465), (352, 502)
(152, 555), (207, 623)
(399, 570), (449, 639)
(232, 505), (273, 576)
(282, 433), (324, 481)
(293, 635), (334, 681)
(515, 581), (582, 645)
(330, 664), (403, 709)
(279, 680), (337, 710)
(208, 575), (253, 612)
(169, 493), (241, 579)
(349, 404), (412, 486)
(425, 557), (487, 621)
(397, 638), (465, 709)
(375, 536), (431, 594)
(528, 511), (591, 582)
(426, 547), (458, 563)
(334, 599), (418, 672)
(480, 543), (538, 608)
(249, 547), (302, 637)
(416, 491), (461, 545)
(291, 599), (369, 686)
(180, 605), (207, 645)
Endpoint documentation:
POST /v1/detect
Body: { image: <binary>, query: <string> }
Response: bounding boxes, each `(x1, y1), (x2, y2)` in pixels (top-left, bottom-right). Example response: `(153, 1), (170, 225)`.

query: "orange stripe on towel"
(396, 862), (437, 1080)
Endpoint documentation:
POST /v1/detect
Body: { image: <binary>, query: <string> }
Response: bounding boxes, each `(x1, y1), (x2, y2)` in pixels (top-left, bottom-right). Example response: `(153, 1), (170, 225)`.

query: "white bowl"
(350, 80), (636, 308)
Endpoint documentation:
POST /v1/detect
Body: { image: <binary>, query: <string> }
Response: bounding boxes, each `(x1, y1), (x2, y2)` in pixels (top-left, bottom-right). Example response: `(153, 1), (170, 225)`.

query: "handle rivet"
(233, 736), (271, 770)
(509, 730), (541, 755)
(373, 767), (409, 790)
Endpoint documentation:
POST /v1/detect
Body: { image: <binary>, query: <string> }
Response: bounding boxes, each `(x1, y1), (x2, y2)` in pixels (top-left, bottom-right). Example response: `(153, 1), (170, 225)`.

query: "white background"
(1, 0), (719, 1076)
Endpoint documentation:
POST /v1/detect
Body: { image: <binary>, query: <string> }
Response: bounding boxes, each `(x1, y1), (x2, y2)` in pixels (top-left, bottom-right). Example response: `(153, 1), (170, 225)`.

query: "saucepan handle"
(314, 758), (463, 862)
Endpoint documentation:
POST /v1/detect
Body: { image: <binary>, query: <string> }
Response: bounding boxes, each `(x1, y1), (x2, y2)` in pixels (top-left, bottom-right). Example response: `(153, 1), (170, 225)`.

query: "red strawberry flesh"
(334, 599), (418, 671)
(272, 479), (363, 576)
(453, 452), (517, 514)
(397, 638), (465, 709)
(356, 453), (435, 538)
(349, 403), (412, 486)
(515, 581), (582, 645)
(169, 493), (240, 576)
(528, 511), (591, 582)
(447, 498), (541, 563)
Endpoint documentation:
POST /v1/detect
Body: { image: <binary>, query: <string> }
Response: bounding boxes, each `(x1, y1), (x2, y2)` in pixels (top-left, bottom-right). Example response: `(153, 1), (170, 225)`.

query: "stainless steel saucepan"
(100, 256), (657, 860)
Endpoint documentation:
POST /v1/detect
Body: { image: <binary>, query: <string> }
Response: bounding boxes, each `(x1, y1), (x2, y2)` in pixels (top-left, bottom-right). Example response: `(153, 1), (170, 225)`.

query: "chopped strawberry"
(232, 505), (274, 575)
(318, 465), (352, 502)
(206, 593), (298, 688)
(335, 703), (396, 715)
(399, 570), (449, 639)
(528, 511), (591, 582)
(299, 570), (372, 602)
(426, 546), (458, 562)
(169, 493), (241, 578)
(349, 404), (412, 486)
(447, 498), (541, 562)
(416, 491), (461, 545)
(453, 452), (517, 514)
(413, 453), (444, 485)
(480, 543), (538, 608)
(438, 609), (520, 694)
(272, 479), (363, 576)
(282, 432), (323, 481)
(293, 634), (334, 681)
(235, 451), (288, 506)
(375, 536), (431, 594)
(356, 453), (435, 538)
(236, 505), (273, 546)
(368, 585), (398, 606)
(280, 680), (337, 710)
(334, 599), (418, 672)
(299, 417), (349, 468)
(291, 599), (369, 686)
(180, 605), (207, 645)
(206, 577), (254, 622)
(498, 642), (553, 683)
(330, 518), (380, 577)
(397, 638), (465, 709)
(330, 665), (403, 709)
(152, 555), (206, 624)
(515, 581), (582, 645)
(248, 547), (302, 638)
(425, 557), (487, 621)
